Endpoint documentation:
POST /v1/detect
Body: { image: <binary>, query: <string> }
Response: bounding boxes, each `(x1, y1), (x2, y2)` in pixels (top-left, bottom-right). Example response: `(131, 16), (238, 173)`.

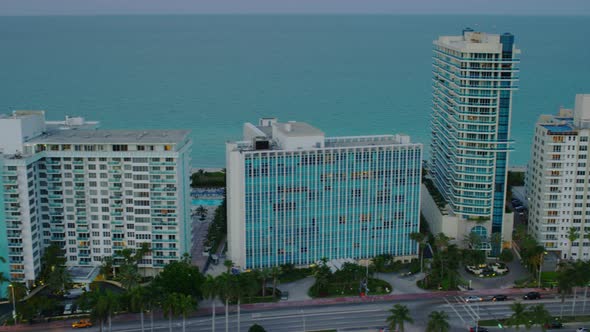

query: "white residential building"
(0, 111), (192, 290)
(527, 95), (590, 260)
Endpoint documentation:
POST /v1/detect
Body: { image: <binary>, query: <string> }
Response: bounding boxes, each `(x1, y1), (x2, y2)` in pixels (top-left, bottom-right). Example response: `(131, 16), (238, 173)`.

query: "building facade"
(0, 111), (192, 291)
(424, 29), (520, 251)
(527, 95), (590, 260)
(227, 118), (422, 269)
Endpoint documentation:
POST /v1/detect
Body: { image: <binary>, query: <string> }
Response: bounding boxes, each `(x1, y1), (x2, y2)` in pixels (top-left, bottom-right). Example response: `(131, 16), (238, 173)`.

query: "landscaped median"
(307, 261), (392, 298)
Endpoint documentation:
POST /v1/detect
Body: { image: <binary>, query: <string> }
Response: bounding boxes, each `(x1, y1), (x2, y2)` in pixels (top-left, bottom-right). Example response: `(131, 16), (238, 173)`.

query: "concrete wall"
(225, 143), (246, 268)
(420, 185), (459, 239)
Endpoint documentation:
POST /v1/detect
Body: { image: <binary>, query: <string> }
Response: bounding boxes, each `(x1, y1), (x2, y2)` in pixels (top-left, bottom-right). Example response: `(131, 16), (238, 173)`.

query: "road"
(6, 293), (590, 332)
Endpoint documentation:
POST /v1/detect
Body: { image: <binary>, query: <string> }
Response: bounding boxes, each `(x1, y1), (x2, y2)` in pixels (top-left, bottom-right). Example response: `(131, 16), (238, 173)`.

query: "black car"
(492, 294), (507, 301)
(469, 327), (489, 332)
(544, 321), (563, 329)
(523, 291), (541, 300)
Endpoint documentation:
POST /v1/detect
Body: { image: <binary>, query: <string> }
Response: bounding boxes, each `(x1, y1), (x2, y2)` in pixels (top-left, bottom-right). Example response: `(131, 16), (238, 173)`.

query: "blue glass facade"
(430, 31), (519, 252)
(240, 146), (422, 268)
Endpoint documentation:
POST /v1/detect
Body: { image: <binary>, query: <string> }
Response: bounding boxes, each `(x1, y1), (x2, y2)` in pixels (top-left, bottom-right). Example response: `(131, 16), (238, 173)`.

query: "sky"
(1, 0), (589, 16)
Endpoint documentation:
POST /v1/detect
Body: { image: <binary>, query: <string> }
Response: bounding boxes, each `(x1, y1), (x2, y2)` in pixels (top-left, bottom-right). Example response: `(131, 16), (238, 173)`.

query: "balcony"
(108, 161), (121, 166)
(149, 162), (175, 166)
(152, 179), (176, 184)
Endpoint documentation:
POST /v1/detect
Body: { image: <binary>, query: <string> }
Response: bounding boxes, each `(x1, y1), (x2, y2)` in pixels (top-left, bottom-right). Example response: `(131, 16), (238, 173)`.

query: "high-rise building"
(0, 111), (192, 292)
(226, 118), (422, 269)
(527, 95), (590, 260)
(423, 29), (520, 251)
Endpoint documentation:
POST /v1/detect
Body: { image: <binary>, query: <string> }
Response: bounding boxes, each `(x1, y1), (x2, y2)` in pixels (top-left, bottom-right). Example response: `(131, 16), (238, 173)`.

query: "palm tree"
(203, 275), (219, 332)
(196, 205), (208, 220)
(386, 304), (413, 332)
(426, 310), (450, 332)
(507, 302), (528, 330)
(259, 268), (272, 297)
(557, 262), (575, 318)
(270, 266), (281, 297)
(129, 287), (147, 332)
(224, 259), (234, 273)
(176, 294), (195, 332)
(162, 293), (178, 332)
(79, 290), (119, 332)
(567, 228), (580, 260)
(118, 264), (141, 290)
(410, 232), (426, 273)
(100, 256), (115, 279)
(46, 265), (72, 295)
(218, 273), (237, 332)
(143, 284), (159, 332)
(528, 304), (551, 331)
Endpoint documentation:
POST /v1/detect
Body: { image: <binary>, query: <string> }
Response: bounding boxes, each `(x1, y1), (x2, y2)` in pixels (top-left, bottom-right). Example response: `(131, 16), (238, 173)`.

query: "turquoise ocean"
(1, 15), (589, 167)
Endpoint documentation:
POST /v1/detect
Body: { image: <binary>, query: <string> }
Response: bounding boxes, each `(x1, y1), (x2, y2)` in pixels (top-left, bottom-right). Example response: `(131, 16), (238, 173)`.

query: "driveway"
(277, 276), (315, 302)
(374, 272), (427, 295)
(460, 252), (531, 290)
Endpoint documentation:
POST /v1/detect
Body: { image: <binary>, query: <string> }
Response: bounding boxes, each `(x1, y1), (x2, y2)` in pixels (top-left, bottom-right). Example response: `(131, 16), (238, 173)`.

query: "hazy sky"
(1, 0), (589, 16)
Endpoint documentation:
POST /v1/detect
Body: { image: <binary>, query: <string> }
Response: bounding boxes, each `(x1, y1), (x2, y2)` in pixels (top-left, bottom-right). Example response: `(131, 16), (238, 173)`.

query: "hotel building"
(0, 111), (192, 293)
(527, 95), (590, 260)
(226, 118), (422, 269)
(423, 29), (520, 251)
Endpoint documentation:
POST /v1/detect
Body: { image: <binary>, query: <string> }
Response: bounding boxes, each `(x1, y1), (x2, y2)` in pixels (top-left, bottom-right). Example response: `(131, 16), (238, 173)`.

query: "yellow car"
(72, 319), (93, 328)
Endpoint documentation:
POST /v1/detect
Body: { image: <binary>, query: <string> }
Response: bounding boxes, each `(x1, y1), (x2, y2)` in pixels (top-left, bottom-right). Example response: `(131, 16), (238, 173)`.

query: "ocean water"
(0, 15), (589, 167)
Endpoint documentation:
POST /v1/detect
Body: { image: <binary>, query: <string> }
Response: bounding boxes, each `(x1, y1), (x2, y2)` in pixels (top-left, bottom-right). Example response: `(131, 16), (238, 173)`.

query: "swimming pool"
(192, 199), (223, 206)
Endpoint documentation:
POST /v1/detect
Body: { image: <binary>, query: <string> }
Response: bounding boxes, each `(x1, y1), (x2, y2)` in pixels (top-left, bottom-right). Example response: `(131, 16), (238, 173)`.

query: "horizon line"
(1, 12), (590, 17)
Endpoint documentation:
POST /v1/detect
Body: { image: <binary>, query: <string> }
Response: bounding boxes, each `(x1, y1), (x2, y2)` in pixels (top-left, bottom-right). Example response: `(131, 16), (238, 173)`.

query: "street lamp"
(8, 284), (16, 324)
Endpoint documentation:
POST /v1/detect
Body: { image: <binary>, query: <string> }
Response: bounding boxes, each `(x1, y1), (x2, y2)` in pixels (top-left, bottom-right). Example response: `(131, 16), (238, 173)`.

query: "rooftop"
(273, 121), (324, 137)
(27, 128), (190, 145)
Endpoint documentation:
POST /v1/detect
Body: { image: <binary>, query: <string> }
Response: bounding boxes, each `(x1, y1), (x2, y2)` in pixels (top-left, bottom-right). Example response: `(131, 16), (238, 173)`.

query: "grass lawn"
(279, 267), (313, 283)
(191, 171), (225, 187)
(309, 278), (392, 298)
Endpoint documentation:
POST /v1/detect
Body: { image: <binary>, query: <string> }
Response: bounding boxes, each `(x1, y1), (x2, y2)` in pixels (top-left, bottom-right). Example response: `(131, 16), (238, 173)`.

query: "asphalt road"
(8, 294), (590, 332)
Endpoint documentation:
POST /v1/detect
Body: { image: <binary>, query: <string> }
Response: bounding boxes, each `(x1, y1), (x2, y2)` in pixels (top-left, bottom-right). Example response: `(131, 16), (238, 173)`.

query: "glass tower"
(430, 29), (520, 249)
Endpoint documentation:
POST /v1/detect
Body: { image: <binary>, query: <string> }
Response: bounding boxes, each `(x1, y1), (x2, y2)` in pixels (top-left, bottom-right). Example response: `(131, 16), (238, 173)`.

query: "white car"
(63, 303), (73, 315)
(576, 328), (589, 332)
(465, 296), (483, 303)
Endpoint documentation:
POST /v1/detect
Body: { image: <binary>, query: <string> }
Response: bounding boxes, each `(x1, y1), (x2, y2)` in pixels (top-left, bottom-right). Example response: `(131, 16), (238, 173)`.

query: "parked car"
(523, 291), (541, 300)
(280, 291), (289, 300)
(465, 295), (483, 303)
(469, 327), (489, 332)
(492, 294), (507, 301)
(576, 328), (588, 332)
(544, 321), (563, 329)
(63, 303), (73, 315)
(72, 319), (93, 328)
